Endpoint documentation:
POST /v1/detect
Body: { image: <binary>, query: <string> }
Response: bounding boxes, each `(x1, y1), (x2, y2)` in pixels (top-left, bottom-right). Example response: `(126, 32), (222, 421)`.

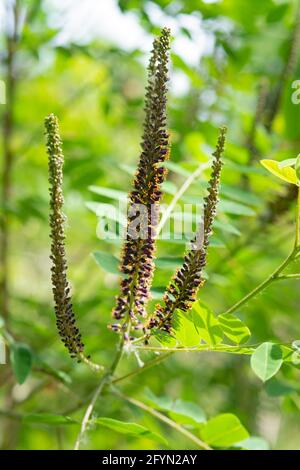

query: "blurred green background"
(1, 0), (300, 450)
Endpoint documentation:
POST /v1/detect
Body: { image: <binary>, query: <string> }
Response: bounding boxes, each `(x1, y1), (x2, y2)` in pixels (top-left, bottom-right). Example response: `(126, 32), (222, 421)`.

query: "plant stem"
(113, 388), (211, 450)
(157, 161), (211, 234)
(74, 336), (125, 450)
(78, 353), (104, 373)
(276, 273), (300, 280)
(134, 344), (256, 354)
(112, 352), (172, 384)
(222, 247), (298, 316)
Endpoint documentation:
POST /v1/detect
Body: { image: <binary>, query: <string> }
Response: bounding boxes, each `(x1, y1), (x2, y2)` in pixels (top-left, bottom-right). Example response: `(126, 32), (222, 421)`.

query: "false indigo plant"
(45, 27), (300, 451)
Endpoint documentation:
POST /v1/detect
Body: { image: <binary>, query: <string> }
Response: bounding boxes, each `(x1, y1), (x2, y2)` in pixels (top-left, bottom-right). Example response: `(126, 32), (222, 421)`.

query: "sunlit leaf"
(200, 413), (249, 447)
(191, 301), (223, 346)
(260, 160), (299, 185)
(218, 313), (251, 344)
(173, 311), (202, 347)
(152, 329), (177, 347)
(250, 342), (283, 382)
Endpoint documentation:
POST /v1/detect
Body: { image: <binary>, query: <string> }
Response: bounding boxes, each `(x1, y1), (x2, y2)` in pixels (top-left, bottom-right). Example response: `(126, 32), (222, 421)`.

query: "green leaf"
(162, 181), (177, 195)
(169, 399), (206, 425)
(119, 163), (135, 175)
(220, 183), (261, 207)
(214, 219), (241, 236)
(144, 388), (173, 411)
(227, 161), (265, 176)
(164, 161), (192, 177)
(191, 301), (223, 346)
(86, 202), (126, 225)
(265, 379), (297, 397)
(152, 329), (177, 347)
(218, 199), (256, 216)
(170, 211), (240, 236)
(96, 417), (167, 446)
(151, 286), (165, 299)
(10, 343), (33, 385)
(250, 342), (283, 382)
(144, 389), (206, 425)
(266, 3), (289, 23)
(237, 436), (270, 450)
(89, 185), (128, 201)
(155, 256), (183, 269)
(218, 314), (251, 345)
(260, 159), (299, 185)
(23, 413), (77, 425)
(200, 413), (249, 447)
(92, 251), (120, 275)
(173, 310), (202, 347)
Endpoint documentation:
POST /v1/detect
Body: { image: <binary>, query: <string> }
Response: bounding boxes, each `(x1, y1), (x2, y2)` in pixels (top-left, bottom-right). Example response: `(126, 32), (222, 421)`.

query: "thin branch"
(112, 352), (172, 384)
(223, 247), (298, 316)
(113, 389), (211, 450)
(275, 274), (300, 281)
(223, 185), (300, 315)
(134, 345), (255, 354)
(157, 161), (211, 234)
(74, 336), (125, 450)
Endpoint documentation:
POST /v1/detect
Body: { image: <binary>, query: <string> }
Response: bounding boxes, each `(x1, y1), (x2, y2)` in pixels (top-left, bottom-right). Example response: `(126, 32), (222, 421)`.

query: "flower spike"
(46, 113), (84, 358)
(111, 28), (171, 333)
(148, 126), (227, 334)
